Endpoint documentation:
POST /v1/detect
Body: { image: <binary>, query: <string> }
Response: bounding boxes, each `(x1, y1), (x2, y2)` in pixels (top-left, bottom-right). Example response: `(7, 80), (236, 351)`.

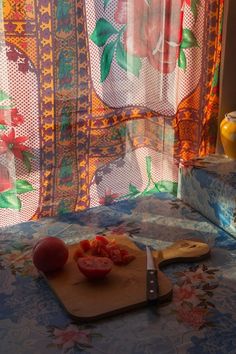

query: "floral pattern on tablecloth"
(1, 192), (236, 353)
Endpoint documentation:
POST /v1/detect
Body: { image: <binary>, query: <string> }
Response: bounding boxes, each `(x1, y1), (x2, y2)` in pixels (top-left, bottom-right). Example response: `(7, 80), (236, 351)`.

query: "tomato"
(76, 256), (113, 279)
(32, 237), (69, 273)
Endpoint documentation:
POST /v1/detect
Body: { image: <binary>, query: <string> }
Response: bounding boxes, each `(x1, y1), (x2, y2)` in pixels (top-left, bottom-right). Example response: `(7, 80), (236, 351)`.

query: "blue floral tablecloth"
(1, 193), (236, 354)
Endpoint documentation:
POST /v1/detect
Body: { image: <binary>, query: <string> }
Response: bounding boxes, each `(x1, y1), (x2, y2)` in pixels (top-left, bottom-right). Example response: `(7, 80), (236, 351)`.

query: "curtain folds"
(0, 0), (224, 227)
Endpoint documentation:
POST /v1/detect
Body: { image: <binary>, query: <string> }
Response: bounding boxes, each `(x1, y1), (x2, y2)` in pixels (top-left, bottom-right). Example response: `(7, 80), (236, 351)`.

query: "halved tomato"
(76, 256), (112, 279)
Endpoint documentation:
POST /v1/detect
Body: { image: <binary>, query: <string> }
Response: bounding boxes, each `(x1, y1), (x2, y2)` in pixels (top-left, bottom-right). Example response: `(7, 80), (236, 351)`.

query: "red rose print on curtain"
(115, 0), (184, 73)
(91, 0), (199, 81)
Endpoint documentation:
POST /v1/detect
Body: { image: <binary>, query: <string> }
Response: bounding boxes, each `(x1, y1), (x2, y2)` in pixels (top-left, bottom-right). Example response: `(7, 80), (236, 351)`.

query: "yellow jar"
(220, 111), (236, 159)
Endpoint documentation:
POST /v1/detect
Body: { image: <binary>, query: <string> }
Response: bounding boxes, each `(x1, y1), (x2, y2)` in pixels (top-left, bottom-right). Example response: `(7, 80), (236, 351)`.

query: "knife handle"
(146, 269), (158, 303)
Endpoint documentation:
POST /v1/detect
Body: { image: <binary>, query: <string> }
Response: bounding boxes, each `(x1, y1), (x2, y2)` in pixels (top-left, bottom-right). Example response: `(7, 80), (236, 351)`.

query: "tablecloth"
(1, 193), (236, 354)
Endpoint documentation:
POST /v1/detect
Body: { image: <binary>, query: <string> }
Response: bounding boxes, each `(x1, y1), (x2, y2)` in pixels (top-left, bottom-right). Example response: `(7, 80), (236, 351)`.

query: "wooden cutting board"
(42, 236), (210, 322)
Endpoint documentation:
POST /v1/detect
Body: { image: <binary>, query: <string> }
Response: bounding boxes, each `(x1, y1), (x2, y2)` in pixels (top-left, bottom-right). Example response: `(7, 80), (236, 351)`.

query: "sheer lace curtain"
(0, 0), (224, 227)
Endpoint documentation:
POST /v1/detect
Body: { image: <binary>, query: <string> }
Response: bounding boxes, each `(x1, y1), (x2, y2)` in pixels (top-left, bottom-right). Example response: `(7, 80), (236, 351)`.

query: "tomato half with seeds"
(76, 256), (113, 280)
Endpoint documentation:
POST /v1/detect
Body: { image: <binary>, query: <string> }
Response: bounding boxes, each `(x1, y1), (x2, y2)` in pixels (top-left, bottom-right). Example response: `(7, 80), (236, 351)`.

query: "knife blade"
(146, 245), (158, 303)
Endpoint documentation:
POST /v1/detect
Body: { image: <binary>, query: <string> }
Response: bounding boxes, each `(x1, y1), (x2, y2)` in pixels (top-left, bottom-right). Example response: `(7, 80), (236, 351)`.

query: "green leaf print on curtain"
(90, 18), (142, 82)
(119, 156), (178, 201)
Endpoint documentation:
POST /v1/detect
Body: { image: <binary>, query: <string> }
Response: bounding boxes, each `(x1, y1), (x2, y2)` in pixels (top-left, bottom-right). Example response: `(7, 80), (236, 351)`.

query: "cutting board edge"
(41, 271), (173, 322)
(62, 290), (173, 323)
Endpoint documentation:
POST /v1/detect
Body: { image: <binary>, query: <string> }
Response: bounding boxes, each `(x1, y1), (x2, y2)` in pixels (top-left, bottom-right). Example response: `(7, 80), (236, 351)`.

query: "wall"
(217, 0), (236, 152)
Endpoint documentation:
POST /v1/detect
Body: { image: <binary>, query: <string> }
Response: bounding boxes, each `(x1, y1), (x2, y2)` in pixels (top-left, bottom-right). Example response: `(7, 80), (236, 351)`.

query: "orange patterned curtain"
(0, 0), (224, 227)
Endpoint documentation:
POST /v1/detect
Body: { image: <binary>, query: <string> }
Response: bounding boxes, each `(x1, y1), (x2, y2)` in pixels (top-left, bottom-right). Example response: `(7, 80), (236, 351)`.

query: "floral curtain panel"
(0, 0), (224, 227)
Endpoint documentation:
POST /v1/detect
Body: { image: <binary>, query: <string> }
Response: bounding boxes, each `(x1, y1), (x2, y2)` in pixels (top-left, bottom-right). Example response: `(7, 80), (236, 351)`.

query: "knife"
(146, 245), (159, 303)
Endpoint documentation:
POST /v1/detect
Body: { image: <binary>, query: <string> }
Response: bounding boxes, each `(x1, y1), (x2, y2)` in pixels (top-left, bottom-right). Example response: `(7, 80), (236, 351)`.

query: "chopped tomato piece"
(99, 246), (110, 258)
(120, 249), (129, 257)
(79, 239), (91, 252)
(112, 258), (123, 265)
(109, 248), (122, 265)
(122, 254), (136, 265)
(73, 247), (84, 261)
(76, 256), (113, 279)
(74, 235), (136, 267)
(105, 243), (118, 252)
(90, 239), (102, 255)
(95, 235), (109, 245)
